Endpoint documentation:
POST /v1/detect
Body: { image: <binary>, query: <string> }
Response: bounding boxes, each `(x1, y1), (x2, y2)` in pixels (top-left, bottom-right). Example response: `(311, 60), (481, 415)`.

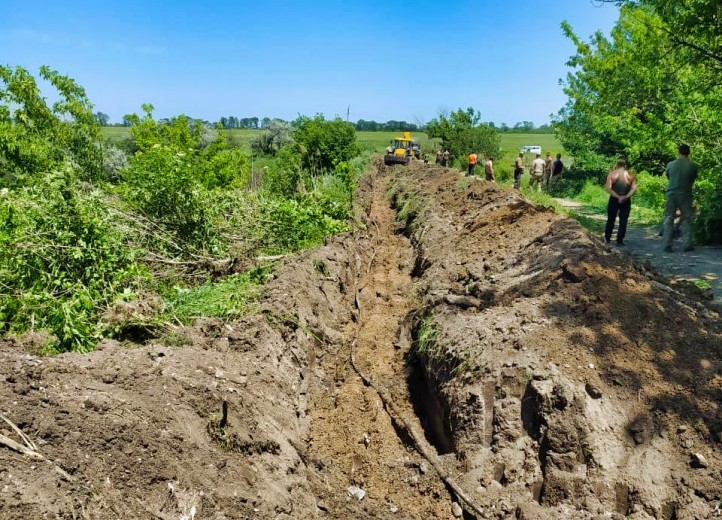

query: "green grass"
(164, 265), (272, 323)
(102, 126), (130, 144)
(498, 133), (563, 156)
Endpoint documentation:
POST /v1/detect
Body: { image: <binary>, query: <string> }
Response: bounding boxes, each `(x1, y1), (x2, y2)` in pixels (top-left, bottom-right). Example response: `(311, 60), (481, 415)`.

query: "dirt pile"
(0, 159), (721, 519)
(389, 165), (722, 518)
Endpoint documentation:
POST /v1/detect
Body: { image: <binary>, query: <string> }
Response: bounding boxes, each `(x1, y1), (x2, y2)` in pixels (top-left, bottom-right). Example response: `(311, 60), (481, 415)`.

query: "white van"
(520, 145), (542, 155)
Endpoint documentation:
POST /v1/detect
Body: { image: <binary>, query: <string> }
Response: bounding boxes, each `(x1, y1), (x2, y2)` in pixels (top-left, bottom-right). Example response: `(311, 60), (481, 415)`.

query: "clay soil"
(1, 160), (721, 519)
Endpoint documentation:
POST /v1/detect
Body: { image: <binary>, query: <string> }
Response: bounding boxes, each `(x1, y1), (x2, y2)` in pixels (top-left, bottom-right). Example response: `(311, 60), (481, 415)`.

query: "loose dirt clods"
(1, 159), (721, 519)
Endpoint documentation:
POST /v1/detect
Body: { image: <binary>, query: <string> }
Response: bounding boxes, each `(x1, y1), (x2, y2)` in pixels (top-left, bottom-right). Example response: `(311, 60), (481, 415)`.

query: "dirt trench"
(302, 164), (453, 518)
(1, 159), (722, 520)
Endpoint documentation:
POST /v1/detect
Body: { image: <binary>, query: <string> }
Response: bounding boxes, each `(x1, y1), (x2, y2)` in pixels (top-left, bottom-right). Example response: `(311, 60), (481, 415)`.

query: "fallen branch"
(0, 432), (44, 460)
(1, 412), (38, 451)
(0, 413), (75, 481)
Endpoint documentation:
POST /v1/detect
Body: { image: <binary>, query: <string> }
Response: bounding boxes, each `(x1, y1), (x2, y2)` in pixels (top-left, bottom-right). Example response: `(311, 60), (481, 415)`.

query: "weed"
(313, 260), (330, 277)
(412, 313), (467, 378)
(693, 279), (711, 290)
(456, 176), (471, 192)
(160, 329), (194, 348)
(164, 265), (272, 324)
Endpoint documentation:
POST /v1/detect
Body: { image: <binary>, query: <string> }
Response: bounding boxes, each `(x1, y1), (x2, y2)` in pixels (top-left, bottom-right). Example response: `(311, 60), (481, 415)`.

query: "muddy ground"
(1, 160), (721, 519)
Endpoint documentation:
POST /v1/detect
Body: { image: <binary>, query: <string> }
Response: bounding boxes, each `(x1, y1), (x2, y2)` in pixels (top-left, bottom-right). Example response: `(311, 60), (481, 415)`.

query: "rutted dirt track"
(1, 160), (722, 519)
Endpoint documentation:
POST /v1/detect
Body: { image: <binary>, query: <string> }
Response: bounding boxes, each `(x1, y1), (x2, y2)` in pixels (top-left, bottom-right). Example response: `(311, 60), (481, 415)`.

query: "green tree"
(250, 120), (293, 156)
(0, 65), (103, 184)
(94, 111), (110, 126)
(426, 108), (500, 163)
(292, 115), (359, 174)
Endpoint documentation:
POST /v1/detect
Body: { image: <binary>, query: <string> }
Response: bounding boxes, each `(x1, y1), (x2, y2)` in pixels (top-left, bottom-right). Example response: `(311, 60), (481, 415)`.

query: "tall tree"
(93, 111), (110, 126)
(426, 108), (500, 160)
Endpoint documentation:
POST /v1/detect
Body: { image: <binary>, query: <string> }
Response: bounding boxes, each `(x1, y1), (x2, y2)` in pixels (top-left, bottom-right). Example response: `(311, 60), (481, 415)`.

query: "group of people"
(466, 152), (497, 182)
(604, 143), (697, 252)
(513, 152), (564, 191)
(435, 150), (451, 167)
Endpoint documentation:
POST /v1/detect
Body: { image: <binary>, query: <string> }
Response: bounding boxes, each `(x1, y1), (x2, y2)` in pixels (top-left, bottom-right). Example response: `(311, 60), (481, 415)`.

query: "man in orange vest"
(467, 151), (477, 177)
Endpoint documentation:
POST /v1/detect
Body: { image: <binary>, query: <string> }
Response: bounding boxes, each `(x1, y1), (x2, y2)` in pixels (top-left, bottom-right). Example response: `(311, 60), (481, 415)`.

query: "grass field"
(101, 127), (563, 158)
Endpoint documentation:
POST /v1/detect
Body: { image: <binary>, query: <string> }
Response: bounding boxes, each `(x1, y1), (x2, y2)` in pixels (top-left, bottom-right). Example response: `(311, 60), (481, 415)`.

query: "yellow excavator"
(384, 131), (421, 166)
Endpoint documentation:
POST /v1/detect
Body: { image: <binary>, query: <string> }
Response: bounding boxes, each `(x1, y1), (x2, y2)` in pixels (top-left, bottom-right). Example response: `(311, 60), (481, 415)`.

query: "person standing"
(549, 153), (564, 190)
(423, 152), (429, 165)
(543, 152), (553, 190)
(442, 150), (450, 167)
(663, 144), (698, 252)
(604, 158), (637, 246)
(513, 152), (524, 189)
(484, 156), (495, 182)
(435, 150), (442, 165)
(529, 153), (545, 191)
(467, 151), (477, 176)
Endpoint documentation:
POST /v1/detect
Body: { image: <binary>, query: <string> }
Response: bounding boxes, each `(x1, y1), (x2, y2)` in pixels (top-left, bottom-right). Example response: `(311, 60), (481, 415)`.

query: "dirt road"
(1, 161), (721, 519)
(555, 198), (722, 301)
(622, 225), (722, 301)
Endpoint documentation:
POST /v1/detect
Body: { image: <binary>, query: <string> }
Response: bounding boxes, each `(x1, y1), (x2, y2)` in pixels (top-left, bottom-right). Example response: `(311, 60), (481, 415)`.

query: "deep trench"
(405, 355), (455, 455)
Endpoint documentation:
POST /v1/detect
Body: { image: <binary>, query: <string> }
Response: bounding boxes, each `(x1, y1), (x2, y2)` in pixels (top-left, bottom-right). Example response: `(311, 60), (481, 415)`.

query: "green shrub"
(576, 180), (609, 207)
(122, 145), (217, 253)
(634, 171), (666, 211)
(0, 166), (144, 352)
(262, 197), (349, 253)
(263, 144), (304, 197)
(292, 115), (360, 174)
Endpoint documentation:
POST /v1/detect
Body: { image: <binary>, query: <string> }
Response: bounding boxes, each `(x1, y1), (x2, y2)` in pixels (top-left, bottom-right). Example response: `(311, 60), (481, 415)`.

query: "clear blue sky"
(1, 0), (619, 126)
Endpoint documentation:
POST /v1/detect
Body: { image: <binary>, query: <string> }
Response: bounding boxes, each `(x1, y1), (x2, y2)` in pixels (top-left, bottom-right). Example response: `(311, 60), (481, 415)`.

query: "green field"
(101, 127), (563, 158)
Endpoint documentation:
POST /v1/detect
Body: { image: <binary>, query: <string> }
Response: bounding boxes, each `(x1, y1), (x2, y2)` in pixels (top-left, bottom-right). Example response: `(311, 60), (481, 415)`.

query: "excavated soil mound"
(388, 164), (722, 519)
(0, 159), (720, 520)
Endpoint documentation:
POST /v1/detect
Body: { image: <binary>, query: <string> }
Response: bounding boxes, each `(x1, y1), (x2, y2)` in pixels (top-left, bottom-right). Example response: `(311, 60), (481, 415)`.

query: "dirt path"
(621, 225), (722, 301)
(305, 170), (451, 518)
(555, 198), (722, 301)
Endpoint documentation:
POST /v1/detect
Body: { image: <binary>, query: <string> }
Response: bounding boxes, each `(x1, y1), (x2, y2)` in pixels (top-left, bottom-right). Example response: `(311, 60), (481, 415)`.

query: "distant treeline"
(96, 112), (552, 133)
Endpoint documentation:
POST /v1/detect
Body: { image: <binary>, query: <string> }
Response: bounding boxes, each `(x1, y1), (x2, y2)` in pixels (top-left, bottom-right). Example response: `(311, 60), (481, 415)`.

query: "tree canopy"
(426, 108), (501, 161)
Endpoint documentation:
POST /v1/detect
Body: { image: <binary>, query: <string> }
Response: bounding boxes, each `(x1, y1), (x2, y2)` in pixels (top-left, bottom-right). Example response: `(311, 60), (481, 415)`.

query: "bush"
(0, 166), (144, 352)
(122, 145), (217, 254)
(102, 145), (129, 181)
(261, 197), (349, 253)
(250, 120), (292, 156)
(263, 144), (304, 197)
(292, 115), (359, 174)
(634, 171), (666, 212)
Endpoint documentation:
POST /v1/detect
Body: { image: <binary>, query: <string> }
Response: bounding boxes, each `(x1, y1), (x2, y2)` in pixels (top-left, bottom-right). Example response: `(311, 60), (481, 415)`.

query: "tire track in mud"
(305, 169), (452, 519)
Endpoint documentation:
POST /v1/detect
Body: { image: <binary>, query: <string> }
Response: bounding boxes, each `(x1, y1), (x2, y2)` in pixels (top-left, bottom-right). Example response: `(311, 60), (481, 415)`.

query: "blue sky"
(1, 0), (619, 126)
